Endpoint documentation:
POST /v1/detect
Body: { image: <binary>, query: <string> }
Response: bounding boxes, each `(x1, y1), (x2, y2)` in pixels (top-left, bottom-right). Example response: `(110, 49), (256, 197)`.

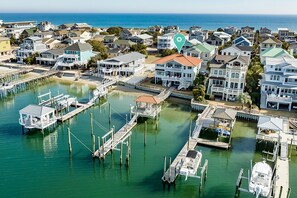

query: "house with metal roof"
(207, 55), (249, 101)
(97, 52), (145, 77)
(36, 48), (64, 66)
(232, 36), (252, 47)
(154, 54), (202, 90)
(53, 42), (95, 69)
(221, 45), (252, 59)
(260, 57), (297, 111)
(183, 42), (217, 69)
(260, 37), (282, 52)
(260, 48), (293, 64)
(16, 36), (48, 64)
(129, 34), (153, 46)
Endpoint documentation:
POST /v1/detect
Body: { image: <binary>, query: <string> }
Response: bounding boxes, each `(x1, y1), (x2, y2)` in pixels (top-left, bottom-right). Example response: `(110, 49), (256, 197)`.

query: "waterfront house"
(54, 42), (95, 69)
(278, 28), (295, 42)
(58, 23), (74, 30)
(213, 31), (232, 43)
(19, 104), (56, 131)
(2, 21), (36, 29)
(20, 27), (38, 39)
(260, 27), (272, 35)
(260, 57), (297, 111)
(97, 52), (145, 77)
(42, 38), (61, 49)
(36, 48), (64, 66)
(120, 29), (133, 40)
(5, 28), (24, 39)
(221, 45), (252, 59)
(0, 37), (12, 56)
(112, 39), (136, 49)
(157, 33), (176, 51)
(164, 26), (180, 34)
(53, 30), (69, 41)
(206, 35), (224, 46)
(36, 21), (55, 31)
(232, 36), (252, 47)
(189, 26), (209, 42)
(183, 42), (217, 69)
(241, 26), (255, 34)
(260, 37), (282, 52)
(104, 35), (118, 44)
(16, 36), (47, 64)
(207, 55), (249, 101)
(260, 48), (293, 64)
(289, 41), (297, 55)
(129, 34), (153, 46)
(148, 25), (163, 34)
(72, 23), (91, 30)
(240, 26), (255, 43)
(33, 31), (54, 39)
(223, 26), (238, 35)
(64, 37), (86, 45)
(154, 54), (202, 90)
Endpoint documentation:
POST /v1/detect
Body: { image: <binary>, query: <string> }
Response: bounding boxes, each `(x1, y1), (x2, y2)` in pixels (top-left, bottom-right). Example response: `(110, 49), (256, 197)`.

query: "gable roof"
(154, 54), (202, 67)
(135, 95), (161, 104)
(262, 37), (282, 44)
(233, 36), (251, 44)
(104, 52), (145, 63)
(19, 105), (55, 117)
(236, 45), (253, 52)
(113, 39), (136, 46)
(121, 29), (132, 35)
(65, 42), (92, 51)
(191, 42), (216, 53)
(212, 108), (237, 121)
(261, 48), (292, 58)
(257, 116), (283, 131)
(42, 48), (65, 56)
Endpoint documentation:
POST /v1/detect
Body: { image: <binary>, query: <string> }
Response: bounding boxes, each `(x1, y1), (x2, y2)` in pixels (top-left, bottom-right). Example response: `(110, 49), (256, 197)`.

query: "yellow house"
(0, 37), (12, 56)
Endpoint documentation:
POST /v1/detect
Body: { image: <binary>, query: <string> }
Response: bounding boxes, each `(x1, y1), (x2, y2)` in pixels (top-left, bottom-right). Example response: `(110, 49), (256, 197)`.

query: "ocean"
(0, 13), (297, 31)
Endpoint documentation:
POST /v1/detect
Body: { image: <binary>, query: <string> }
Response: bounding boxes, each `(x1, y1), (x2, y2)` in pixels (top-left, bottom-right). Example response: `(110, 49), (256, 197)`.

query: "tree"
(100, 32), (109, 35)
(106, 27), (123, 36)
(90, 28), (98, 34)
(23, 53), (39, 65)
(161, 49), (177, 57)
(10, 35), (17, 46)
(193, 85), (206, 102)
(130, 44), (148, 56)
(237, 92), (252, 109)
(86, 40), (108, 57)
(282, 42), (290, 51)
(193, 73), (207, 87)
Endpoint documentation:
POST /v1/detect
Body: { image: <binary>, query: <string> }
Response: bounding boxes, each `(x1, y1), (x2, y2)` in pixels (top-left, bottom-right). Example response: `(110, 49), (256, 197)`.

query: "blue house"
(54, 42), (96, 69)
(232, 36), (252, 47)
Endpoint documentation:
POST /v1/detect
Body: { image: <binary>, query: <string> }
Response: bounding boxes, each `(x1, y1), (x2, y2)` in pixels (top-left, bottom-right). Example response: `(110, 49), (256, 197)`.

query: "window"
(231, 73), (235, 78)
(236, 73), (239, 78)
(214, 70), (218, 75)
(219, 70), (222, 75)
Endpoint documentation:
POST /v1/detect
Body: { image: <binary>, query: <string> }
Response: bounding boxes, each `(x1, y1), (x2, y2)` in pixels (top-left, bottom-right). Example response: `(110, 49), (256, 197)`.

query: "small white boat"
(179, 150), (202, 180)
(249, 161), (272, 197)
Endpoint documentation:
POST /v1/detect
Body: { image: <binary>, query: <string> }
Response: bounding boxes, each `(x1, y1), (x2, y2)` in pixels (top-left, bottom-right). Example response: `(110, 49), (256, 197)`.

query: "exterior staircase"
(177, 78), (190, 90)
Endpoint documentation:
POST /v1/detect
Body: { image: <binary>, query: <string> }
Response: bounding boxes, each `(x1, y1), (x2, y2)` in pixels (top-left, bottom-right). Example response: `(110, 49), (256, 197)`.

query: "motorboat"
(179, 150), (202, 180)
(215, 128), (231, 136)
(249, 161), (272, 197)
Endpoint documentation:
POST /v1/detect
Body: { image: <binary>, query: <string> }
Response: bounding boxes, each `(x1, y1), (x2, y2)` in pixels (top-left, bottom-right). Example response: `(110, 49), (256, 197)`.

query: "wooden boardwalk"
(58, 102), (93, 122)
(93, 114), (138, 158)
(0, 68), (33, 81)
(274, 157), (290, 198)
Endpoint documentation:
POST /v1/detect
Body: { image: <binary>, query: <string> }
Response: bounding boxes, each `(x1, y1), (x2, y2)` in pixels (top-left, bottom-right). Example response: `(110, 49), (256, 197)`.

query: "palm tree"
(237, 93), (252, 110)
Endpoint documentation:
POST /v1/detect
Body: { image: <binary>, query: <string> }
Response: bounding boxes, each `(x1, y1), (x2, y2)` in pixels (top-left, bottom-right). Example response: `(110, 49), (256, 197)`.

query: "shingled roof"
(65, 42), (92, 51)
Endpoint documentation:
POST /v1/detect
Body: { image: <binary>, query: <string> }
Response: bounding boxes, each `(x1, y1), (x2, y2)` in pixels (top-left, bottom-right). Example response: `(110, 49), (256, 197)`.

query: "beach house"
(260, 37), (282, 52)
(163, 26), (180, 34)
(97, 52), (145, 77)
(53, 42), (95, 69)
(206, 35), (224, 46)
(260, 48), (293, 64)
(157, 33), (176, 51)
(207, 55), (249, 101)
(129, 34), (153, 46)
(278, 28), (295, 42)
(189, 26), (209, 42)
(260, 57), (297, 111)
(240, 26), (255, 43)
(232, 36), (252, 47)
(221, 45), (252, 59)
(2, 21), (36, 29)
(0, 37), (12, 56)
(154, 54), (202, 90)
(36, 48), (64, 66)
(213, 32), (232, 43)
(223, 26), (238, 35)
(36, 21), (55, 31)
(16, 36), (47, 64)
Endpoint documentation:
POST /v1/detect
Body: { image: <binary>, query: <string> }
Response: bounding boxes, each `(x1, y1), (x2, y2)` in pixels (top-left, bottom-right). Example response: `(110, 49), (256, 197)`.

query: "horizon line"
(1, 12), (297, 16)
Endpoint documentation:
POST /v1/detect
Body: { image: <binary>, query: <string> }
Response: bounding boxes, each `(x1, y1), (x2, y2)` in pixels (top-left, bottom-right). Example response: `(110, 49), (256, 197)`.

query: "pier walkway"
(93, 114), (138, 158)
(162, 105), (212, 184)
(0, 68), (33, 82)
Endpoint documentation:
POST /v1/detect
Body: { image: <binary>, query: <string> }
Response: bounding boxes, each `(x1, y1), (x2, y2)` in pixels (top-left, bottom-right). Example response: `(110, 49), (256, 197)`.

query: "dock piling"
(163, 156), (167, 176)
(144, 121), (147, 146)
(92, 134), (96, 153)
(68, 127), (72, 154)
(120, 142), (123, 166)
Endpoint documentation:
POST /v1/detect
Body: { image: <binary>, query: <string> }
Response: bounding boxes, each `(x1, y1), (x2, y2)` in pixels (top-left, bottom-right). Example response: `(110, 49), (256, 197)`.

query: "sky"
(0, 0), (296, 15)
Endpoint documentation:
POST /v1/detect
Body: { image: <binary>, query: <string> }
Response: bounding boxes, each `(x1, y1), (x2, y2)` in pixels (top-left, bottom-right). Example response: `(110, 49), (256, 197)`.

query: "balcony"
(266, 93), (293, 103)
(161, 76), (181, 82)
(164, 67), (182, 72)
(211, 85), (243, 95)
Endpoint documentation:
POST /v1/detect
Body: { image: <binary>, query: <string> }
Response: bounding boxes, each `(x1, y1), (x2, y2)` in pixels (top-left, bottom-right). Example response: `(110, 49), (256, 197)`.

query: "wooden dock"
(196, 138), (230, 149)
(93, 114), (138, 158)
(162, 138), (198, 183)
(58, 102), (93, 122)
(0, 68), (33, 82)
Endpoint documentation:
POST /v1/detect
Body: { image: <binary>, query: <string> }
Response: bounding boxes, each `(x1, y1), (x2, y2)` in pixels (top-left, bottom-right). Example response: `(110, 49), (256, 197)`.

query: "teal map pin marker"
(174, 33), (186, 53)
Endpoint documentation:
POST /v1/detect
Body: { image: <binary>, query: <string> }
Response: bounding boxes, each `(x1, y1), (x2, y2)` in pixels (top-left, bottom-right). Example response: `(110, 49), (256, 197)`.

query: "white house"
(154, 54), (202, 90)
(213, 31), (232, 43)
(164, 26), (180, 34)
(207, 55), (249, 101)
(221, 45), (252, 59)
(260, 57), (297, 111)
(36, 21), (55, 31)
(97, 52), (145, 77)
(36, 48), (64, 66)
(189, 26), (208, 42)
(2, 21), (36, 29)
(278, 28), (295, 42)
(157, 33), (175, 51)
(129, 34), (153, 46)
(16, 36), (47, 64)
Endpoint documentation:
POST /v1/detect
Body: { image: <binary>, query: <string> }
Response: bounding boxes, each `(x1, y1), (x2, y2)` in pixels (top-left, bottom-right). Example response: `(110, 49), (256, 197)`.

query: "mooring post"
(109, 103), (111, 127)
(120, 142), (123, 166)
(68, 127), (72, 154)
(126, 114), (128, 132)
(168, 157), (172, 182)
(98, 136), (100, 154)
(144, 121), (147, 146)
(90, 113), (94, 137)
(102, 137), (105, 159)
(163, 156), (167, 176)
(92, 134), (96, 153)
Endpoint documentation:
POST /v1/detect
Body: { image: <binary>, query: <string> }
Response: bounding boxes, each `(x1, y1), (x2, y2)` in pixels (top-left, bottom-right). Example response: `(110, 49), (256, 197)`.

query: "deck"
(58, 102), (93, 122)
(196, 138), (230, 149)
(274, 157), (290, 198)
(93, 114), (138, 158)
